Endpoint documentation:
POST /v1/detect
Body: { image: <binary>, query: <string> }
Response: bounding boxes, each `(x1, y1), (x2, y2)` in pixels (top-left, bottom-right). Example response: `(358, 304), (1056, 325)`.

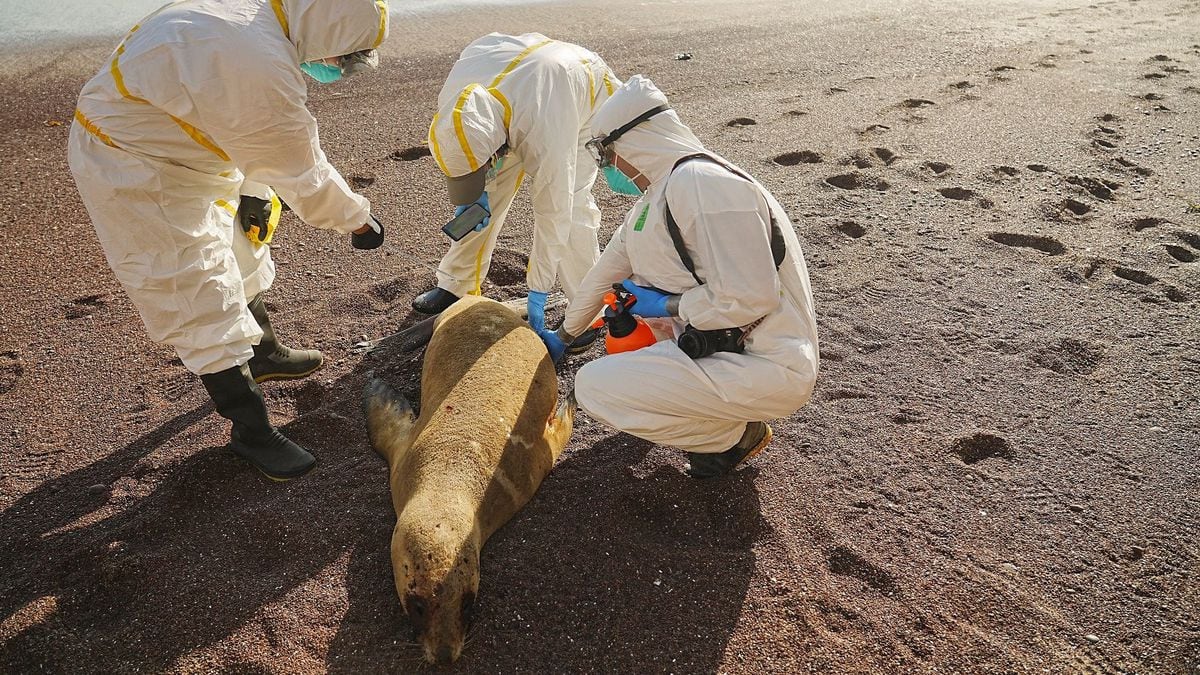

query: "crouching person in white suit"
(538, 76), (820, 479)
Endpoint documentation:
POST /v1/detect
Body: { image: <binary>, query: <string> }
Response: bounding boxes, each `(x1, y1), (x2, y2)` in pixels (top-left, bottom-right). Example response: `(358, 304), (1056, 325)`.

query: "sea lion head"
(391, 512), (480, 664)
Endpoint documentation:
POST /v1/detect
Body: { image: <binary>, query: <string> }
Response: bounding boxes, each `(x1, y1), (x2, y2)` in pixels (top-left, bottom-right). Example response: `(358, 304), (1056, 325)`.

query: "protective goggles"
(340, 49), (379, 76)
(586, 104), (670, 168)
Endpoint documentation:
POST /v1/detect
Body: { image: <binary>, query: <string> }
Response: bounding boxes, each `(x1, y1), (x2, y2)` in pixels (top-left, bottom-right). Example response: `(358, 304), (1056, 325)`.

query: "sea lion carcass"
(364, 295), (574, 664)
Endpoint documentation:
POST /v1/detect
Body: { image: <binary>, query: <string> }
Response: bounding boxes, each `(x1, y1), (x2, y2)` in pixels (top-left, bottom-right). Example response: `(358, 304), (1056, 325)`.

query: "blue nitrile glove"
(620, 279), (673, 318)
(537, 328), (567, 363)
(527, 290), (548, 332)
(454, 192), (491, 232)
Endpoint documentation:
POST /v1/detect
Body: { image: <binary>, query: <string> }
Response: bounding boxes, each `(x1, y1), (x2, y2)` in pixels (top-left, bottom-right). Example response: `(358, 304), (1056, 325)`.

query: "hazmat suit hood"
(282, 0), (389, 63)
(591, 75), (708, 186)
(428, 84), (508, 186)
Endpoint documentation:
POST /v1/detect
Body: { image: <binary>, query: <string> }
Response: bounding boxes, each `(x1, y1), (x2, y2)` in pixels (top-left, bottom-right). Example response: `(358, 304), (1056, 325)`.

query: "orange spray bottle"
(594, 283), (658, 354)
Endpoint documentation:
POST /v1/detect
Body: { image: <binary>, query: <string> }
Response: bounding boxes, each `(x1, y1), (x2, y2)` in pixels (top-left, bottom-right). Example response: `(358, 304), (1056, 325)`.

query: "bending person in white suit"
(415, 32), (621, 353)
(68, 0), (390, 480)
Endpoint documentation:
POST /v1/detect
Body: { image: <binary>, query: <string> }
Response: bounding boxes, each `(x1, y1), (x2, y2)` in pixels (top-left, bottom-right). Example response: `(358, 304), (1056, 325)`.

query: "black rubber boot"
(411, 287), (460, 315)
(685, 421), (772, 479)
(247, 294), (323, 383)
(566, 328), (600, 355)
(200, 364), (317, 480)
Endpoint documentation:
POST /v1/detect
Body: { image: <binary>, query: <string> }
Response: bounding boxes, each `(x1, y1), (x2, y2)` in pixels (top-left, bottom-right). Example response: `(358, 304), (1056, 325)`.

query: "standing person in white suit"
(414, 33), (621, 352)
(67, 0), (390, 481)
(539, 76), (820, 479)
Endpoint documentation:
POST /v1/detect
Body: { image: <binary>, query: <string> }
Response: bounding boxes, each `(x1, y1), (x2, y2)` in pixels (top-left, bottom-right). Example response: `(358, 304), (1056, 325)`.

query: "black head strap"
(663, 153), (787, 286)
(601, 105), (670, 147)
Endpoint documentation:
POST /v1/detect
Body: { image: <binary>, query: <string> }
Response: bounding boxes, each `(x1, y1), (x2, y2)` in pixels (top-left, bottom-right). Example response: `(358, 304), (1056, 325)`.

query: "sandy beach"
(1, 0), (1198, 671)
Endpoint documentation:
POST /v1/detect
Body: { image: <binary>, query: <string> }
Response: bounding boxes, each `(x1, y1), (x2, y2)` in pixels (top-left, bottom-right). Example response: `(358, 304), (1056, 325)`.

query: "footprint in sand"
(1113, 266), (1157, 285)
(834, 221), (868, 239)
(286, 380), (327, 416)
(65, 293), (114, 319)
(899, 98), (935, 109)
(989, 65), (1018, 81)
(1109, 266), (1186, 304)
(774, 150), (823, 166)
(938, 186), (974, 200)
(1144, 72), (1168, 80)
(389, 146), (431, 161)
(1130, 216), (1169, 231)
(1044, 198), (1093, 220)
(1113, 157), (1153, 176)
(0, 351), (23, 395)
(950, 432), (1014, 464)
(871, 147), (897, 165)
(827, 546), (896, 592)
(984, 165), (1021, 182)
(1031, 338), (1104, 375)
(857, 123), (891, 136)
(1058, 258), (1106, 285)
(1173, 230), (1200, 250)
(987, 232), (1067, 256)
(825, 172), (890, 191)
(1163, 245), (1197, 263)
(922, 161), (952, 176)
(846, 147), (897, 168)
(726, 117), (757, 127)
(948, 80), (975, 90)
(823, 388), (873, 402)
(369, 277), (413, 303)
(1066, 175), (1120, 201)
(349, 175), (375, 189)
(1026, 163), (1054, 173)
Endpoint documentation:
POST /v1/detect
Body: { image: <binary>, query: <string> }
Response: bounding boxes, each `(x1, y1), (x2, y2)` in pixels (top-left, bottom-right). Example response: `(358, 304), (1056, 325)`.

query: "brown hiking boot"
(685, 421), (772, 479)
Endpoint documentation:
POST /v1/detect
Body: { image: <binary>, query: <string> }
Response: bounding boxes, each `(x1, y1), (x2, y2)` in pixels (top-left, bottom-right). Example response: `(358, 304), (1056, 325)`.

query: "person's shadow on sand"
(0, 320), (766, 673)
(0, 393), (390, 670)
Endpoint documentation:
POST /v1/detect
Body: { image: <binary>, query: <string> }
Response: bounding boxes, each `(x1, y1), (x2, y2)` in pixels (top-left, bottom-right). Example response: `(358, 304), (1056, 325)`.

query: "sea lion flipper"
(364, 375), (417, 465)
(544, 389), (577, 462)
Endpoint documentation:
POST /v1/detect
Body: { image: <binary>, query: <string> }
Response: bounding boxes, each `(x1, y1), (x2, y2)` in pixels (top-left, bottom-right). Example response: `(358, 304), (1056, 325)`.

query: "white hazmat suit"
(68, 0), (388, 375)
(563, 77), (820, 454)
(427, 33), (619, 299)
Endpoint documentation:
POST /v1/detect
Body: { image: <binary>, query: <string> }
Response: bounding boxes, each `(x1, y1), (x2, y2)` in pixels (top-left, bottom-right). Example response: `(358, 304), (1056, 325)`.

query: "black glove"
(236, 196), (273, 244)
(352, 215), (385, 250)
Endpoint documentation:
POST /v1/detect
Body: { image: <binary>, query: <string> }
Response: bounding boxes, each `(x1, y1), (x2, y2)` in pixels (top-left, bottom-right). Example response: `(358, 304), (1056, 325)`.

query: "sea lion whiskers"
(393, 494), (481, 662)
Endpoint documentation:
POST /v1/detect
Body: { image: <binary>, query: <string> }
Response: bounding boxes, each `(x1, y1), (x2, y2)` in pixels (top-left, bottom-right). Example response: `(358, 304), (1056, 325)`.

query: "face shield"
(585, 104), (671, 168)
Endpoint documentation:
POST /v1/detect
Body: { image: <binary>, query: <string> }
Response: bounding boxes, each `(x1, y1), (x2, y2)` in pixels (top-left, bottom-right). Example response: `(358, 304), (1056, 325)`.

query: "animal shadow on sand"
(325, 329), (768, 672)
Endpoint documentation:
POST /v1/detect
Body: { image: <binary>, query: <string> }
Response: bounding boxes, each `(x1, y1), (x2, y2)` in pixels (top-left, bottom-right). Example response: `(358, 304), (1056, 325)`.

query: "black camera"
(678, 325), (745, 359)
